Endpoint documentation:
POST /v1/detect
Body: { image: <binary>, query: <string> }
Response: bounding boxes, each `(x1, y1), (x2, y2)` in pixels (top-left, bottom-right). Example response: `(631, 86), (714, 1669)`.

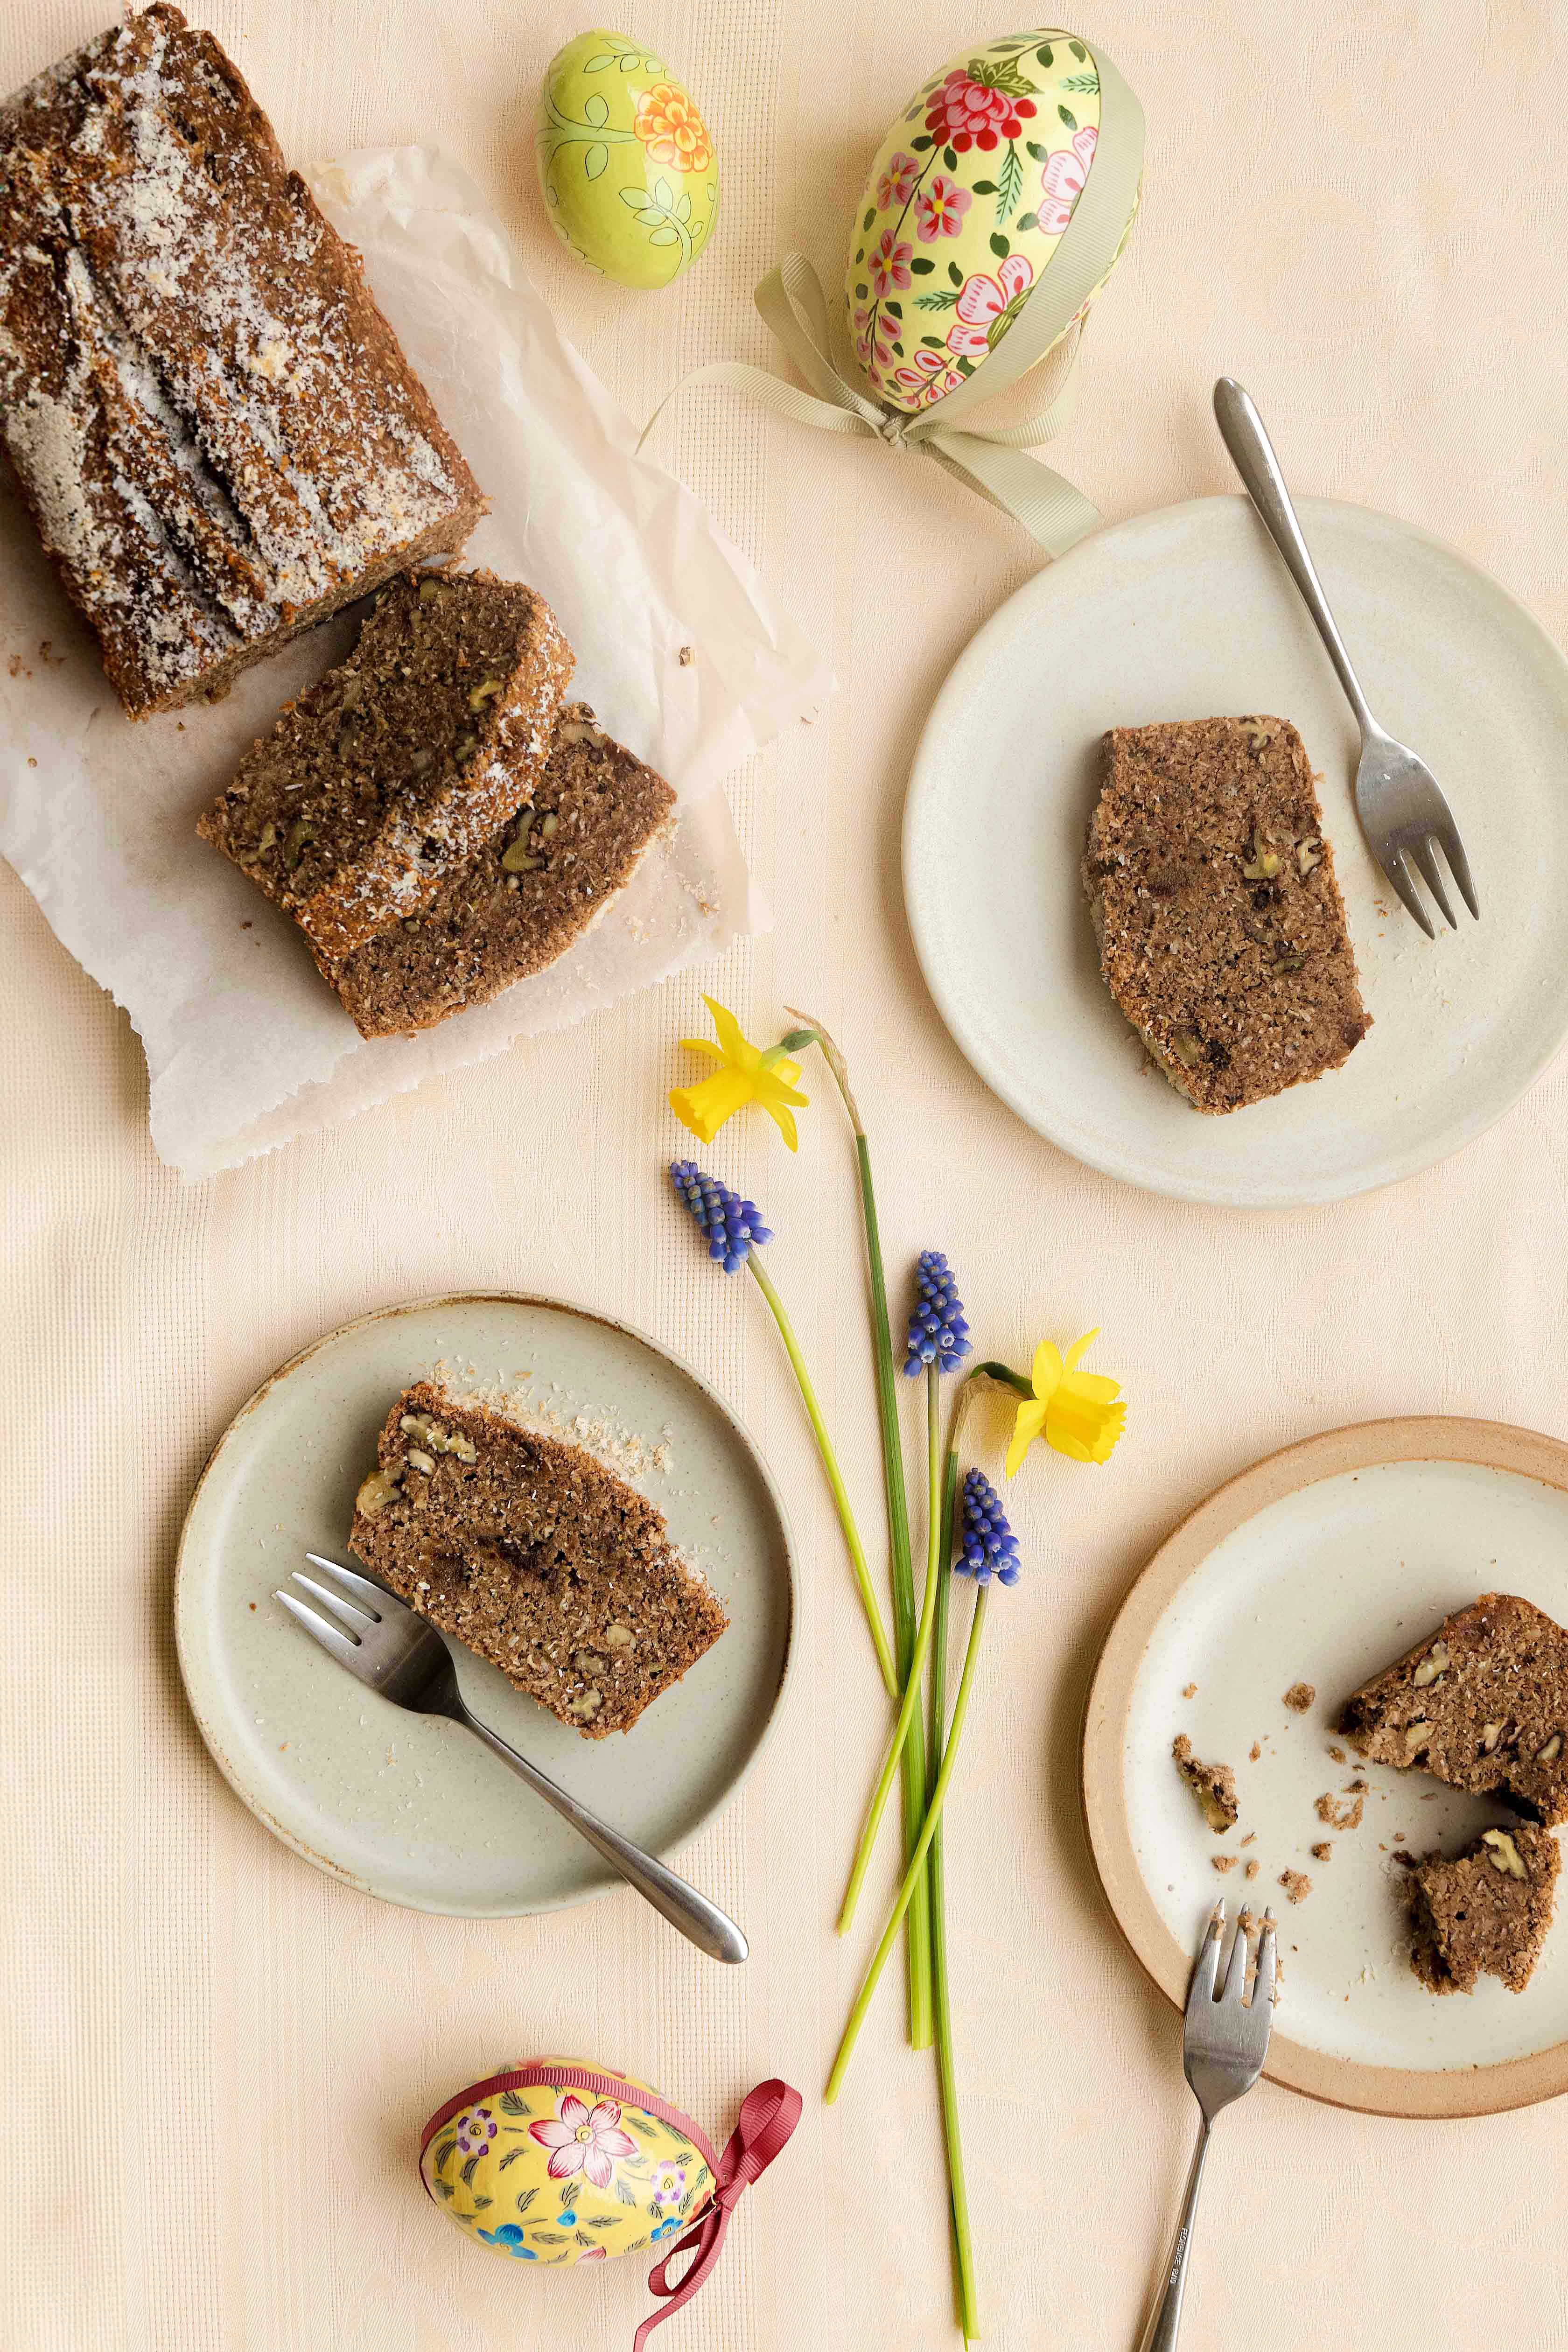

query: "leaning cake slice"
(1402, 1821), (1560, 1995)
(1083, 715), (1370, 1113)
(1338, 1593), (1568, 1826)
(349, 1383), (727, 1737)
(198, 571), (571, 963)
(326, 704), (676, 1037)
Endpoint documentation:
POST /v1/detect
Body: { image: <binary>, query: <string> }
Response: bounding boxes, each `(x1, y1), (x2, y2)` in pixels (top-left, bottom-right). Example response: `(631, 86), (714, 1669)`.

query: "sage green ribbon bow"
(639, 37), (1144, 557)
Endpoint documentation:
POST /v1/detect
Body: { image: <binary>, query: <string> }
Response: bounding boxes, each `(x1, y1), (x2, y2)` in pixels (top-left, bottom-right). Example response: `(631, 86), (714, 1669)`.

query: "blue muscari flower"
(958, 1468), (1021, 1587)
(902, 1248), (972, 1376)
(669, 1160), (773, 1274)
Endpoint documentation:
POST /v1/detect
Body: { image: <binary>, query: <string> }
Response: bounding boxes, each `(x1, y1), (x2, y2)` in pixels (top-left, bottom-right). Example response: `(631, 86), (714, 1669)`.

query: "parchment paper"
(0, 146), (826, 1179)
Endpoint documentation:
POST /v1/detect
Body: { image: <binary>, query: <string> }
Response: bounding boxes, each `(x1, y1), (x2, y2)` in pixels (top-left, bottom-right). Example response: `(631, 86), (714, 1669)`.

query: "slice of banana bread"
(1403, 1821), (1559, 1995)
(349, 1383), (727, 1738)
(198, 571), (571, 962)
(1083, 716), (1370, 1113)
(1339, 1594), (1568, 1826)
(326, 705), (676, 1037)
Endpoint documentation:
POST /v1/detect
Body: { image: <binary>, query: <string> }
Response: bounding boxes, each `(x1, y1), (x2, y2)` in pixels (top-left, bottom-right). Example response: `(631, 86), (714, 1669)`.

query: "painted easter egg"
(420, 2058), (718, 2267)
(535, 30), (719, 289)
(846, 29), (1141, 415)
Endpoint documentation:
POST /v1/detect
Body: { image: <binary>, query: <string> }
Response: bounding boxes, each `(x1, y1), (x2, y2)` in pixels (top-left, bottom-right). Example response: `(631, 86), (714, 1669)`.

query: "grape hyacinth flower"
(666, 1160), (897, 1697)
(669, 1161), (772, 1273)
(902, 1250), (972, 1377)
(957, 1469), (1021, 1586)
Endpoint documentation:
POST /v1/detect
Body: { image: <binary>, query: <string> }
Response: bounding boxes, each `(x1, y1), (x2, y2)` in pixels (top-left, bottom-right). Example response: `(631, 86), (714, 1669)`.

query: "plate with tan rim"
(175, 1293), (796, 1918)
(1082, 1416), (1568, 2118)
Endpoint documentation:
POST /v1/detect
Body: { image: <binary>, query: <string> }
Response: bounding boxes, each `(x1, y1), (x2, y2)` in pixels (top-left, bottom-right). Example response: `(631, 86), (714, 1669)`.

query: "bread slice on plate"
(1402, 1820), (1559, 1995)
(349, 1382), (727, 1738)
(1083, 715), (1370, 1113)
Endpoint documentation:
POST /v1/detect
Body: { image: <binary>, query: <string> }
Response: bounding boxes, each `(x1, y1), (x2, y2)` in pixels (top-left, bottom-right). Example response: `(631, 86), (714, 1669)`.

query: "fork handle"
(1135, 2114), (1212, 2352)
(460, 1707), (749, 1964)
(1212, 377), (1378, 742)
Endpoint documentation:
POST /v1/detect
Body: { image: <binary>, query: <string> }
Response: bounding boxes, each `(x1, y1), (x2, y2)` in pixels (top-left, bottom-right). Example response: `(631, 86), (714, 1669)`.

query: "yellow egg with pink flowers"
(845, 28), (1143, 415)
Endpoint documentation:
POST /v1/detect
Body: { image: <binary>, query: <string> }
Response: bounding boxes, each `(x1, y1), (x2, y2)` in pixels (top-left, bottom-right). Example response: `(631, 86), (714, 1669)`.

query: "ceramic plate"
(1082, 1417), (1568, 2118)
(904, 496), (1568, 1206)
(175, 1295), (795, 1918)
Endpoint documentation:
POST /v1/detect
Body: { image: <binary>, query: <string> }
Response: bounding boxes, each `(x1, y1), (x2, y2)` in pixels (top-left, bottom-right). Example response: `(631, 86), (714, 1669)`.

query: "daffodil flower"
(669, 996), (810, 1151)
(1005, 1330), (1126, 1474)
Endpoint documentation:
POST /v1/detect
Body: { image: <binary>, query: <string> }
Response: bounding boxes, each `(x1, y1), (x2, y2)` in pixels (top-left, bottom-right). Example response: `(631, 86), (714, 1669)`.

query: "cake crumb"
(1239, 1831), (1256, 1848)
(1283, 1682), (1316, 1713)
(1211, 1855), (1236, 1874)
(1316, 1791), (1365, 1832)
(1172, 1733), (1238, 1832)
(1248, 1742), (1261, 1762)
(1182, 1682), (1197, 1699)
(1245, 1860), (1260, 1879)
(1279, 1869), (1314, 1905)
(678, 644), (695, 665)
(1310, 1841), (1333, 1862)
(1327, 1743), (1346, 1763)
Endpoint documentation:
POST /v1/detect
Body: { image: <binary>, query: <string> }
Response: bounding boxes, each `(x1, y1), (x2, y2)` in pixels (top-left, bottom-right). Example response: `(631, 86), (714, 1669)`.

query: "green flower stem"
(930, 1402), (979, 2340)
(825, 1584), (989, 2104)
(745, 1255), (897, 1700)
(784, 1007), (932, 2046)
(836, 1368), (945, 1936)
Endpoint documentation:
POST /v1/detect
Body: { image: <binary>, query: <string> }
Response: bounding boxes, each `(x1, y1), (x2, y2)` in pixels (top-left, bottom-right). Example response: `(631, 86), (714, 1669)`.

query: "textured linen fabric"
(3, 4), (1567, 2349)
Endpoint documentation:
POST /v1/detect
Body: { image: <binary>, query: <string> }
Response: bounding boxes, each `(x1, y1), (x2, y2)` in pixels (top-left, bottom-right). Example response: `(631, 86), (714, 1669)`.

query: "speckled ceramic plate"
(904, 496), (1568, 1207)
(175, 1295), (795, 1918)
(1083, 1417), (1568, 2118)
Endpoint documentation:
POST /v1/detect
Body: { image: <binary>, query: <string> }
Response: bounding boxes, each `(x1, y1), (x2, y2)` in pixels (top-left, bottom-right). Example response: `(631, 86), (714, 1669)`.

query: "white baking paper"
(0, 146), (826, 1178)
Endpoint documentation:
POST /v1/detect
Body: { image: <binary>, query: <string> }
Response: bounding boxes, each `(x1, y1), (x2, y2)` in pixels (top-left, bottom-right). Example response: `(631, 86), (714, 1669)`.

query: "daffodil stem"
(825, 1586), (989, 2105)
(931, 1396), (980, 2341)
(835, 1369), (946, 1936)
(745, 1255), (898, 1700)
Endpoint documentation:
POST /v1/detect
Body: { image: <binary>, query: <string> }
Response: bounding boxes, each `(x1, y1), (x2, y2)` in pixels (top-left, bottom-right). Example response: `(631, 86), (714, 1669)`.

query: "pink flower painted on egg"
(867, 229), (914, 297)
(945, 252), (1035, 358)
(875, 150), (920, 210)
(529, 2094), (638, 2190)
(914, 173), (971, 242)
(1039, 124), (1098, 234)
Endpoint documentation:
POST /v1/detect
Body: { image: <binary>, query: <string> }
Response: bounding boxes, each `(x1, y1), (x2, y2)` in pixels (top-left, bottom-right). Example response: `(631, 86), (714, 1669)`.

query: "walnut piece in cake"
(350, 1381), (726, 1738)
(1172, 1733), (1238, 1832)
(1404, 1822), (1560, 1995)
(1338, 1594), (1568, 1826)
(1082, 717), (1369, 1113)
(0, 7), (485, 716)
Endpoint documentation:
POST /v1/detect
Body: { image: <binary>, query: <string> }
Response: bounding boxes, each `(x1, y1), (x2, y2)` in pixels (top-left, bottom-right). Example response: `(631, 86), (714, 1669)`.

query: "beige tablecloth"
(5, 4), (1567, 2348)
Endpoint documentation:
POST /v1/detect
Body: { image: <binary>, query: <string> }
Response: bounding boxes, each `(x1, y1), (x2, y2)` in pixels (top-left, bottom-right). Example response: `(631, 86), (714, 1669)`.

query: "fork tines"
(274, 1553), (386, 1671)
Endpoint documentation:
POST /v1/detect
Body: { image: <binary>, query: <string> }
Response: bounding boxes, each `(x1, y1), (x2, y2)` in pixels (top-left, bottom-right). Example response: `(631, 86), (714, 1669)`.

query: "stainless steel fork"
(1136, 1901), (1277, 2352)
(1214, 375), (1479, 939)
(276, 1553), (748, 1963)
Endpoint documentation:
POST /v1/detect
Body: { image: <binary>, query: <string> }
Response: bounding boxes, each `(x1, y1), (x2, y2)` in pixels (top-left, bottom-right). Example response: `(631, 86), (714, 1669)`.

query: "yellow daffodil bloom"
(1005, 1330), (1126, 1473)
(669, 996), (809, 1151)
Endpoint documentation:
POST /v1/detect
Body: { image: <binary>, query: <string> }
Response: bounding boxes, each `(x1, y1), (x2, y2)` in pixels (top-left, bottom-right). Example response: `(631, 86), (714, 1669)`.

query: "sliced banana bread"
(1339, 1593), (1568, 1826)
(349, 1383), (727, 1738)
(198, 571), (571, 962)
(1403, 1821), (1559, 1995)
(1084, 716), (1370, 1113)
(327, 704), (676, 1037)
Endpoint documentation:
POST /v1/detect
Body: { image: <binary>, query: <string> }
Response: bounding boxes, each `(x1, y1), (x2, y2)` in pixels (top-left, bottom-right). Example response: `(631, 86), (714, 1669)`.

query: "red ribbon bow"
(632, 2079), (802, 2351)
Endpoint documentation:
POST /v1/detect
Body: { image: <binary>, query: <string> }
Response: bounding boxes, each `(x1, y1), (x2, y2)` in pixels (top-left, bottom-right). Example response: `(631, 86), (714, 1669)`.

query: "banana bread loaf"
(1084, 716), (1370, 1113)
(350, 1383), (728, 1739)
(327, 703), (676, 1037)
(197, 571), (571, 963)
(1402, 1821), (1559, 1995)
(0, 7), (485, 718)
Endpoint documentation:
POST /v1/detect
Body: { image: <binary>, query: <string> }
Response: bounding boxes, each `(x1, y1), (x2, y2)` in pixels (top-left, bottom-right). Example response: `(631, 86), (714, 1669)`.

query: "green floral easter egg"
(847, 28), (1137, 415)
(535, 29), (719, 289)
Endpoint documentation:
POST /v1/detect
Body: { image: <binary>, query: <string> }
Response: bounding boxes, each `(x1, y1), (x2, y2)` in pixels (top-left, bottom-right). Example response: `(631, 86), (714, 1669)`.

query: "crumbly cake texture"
(1403, 1822), (1560, 1996)
(1172, 1733), (1238, 1832)
(1083, 717), (1371, 1113)
(1283, 1681), (1316, 1713)
(1339, 1594), (1568, 1827)
(349, 1382), (726, 1738)
(329, 701), (676, 1038)
(0, 7), (485, 718)
(198, 572), (571, 962)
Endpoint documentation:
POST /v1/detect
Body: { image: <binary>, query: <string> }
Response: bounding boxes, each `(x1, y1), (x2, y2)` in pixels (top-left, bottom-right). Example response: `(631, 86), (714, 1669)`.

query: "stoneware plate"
(1083, 1416), (1568, 2118)
(904, 496), (1568, 1207)
(175, 1294), (795, 1918)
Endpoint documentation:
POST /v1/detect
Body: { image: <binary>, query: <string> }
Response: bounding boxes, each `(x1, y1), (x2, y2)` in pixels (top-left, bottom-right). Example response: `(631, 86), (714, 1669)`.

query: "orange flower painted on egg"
(633, 82), (713, 173)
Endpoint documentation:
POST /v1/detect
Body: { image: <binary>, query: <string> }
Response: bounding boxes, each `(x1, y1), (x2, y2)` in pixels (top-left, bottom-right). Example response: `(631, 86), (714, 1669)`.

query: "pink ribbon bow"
(632, 2079), (803, 2351)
